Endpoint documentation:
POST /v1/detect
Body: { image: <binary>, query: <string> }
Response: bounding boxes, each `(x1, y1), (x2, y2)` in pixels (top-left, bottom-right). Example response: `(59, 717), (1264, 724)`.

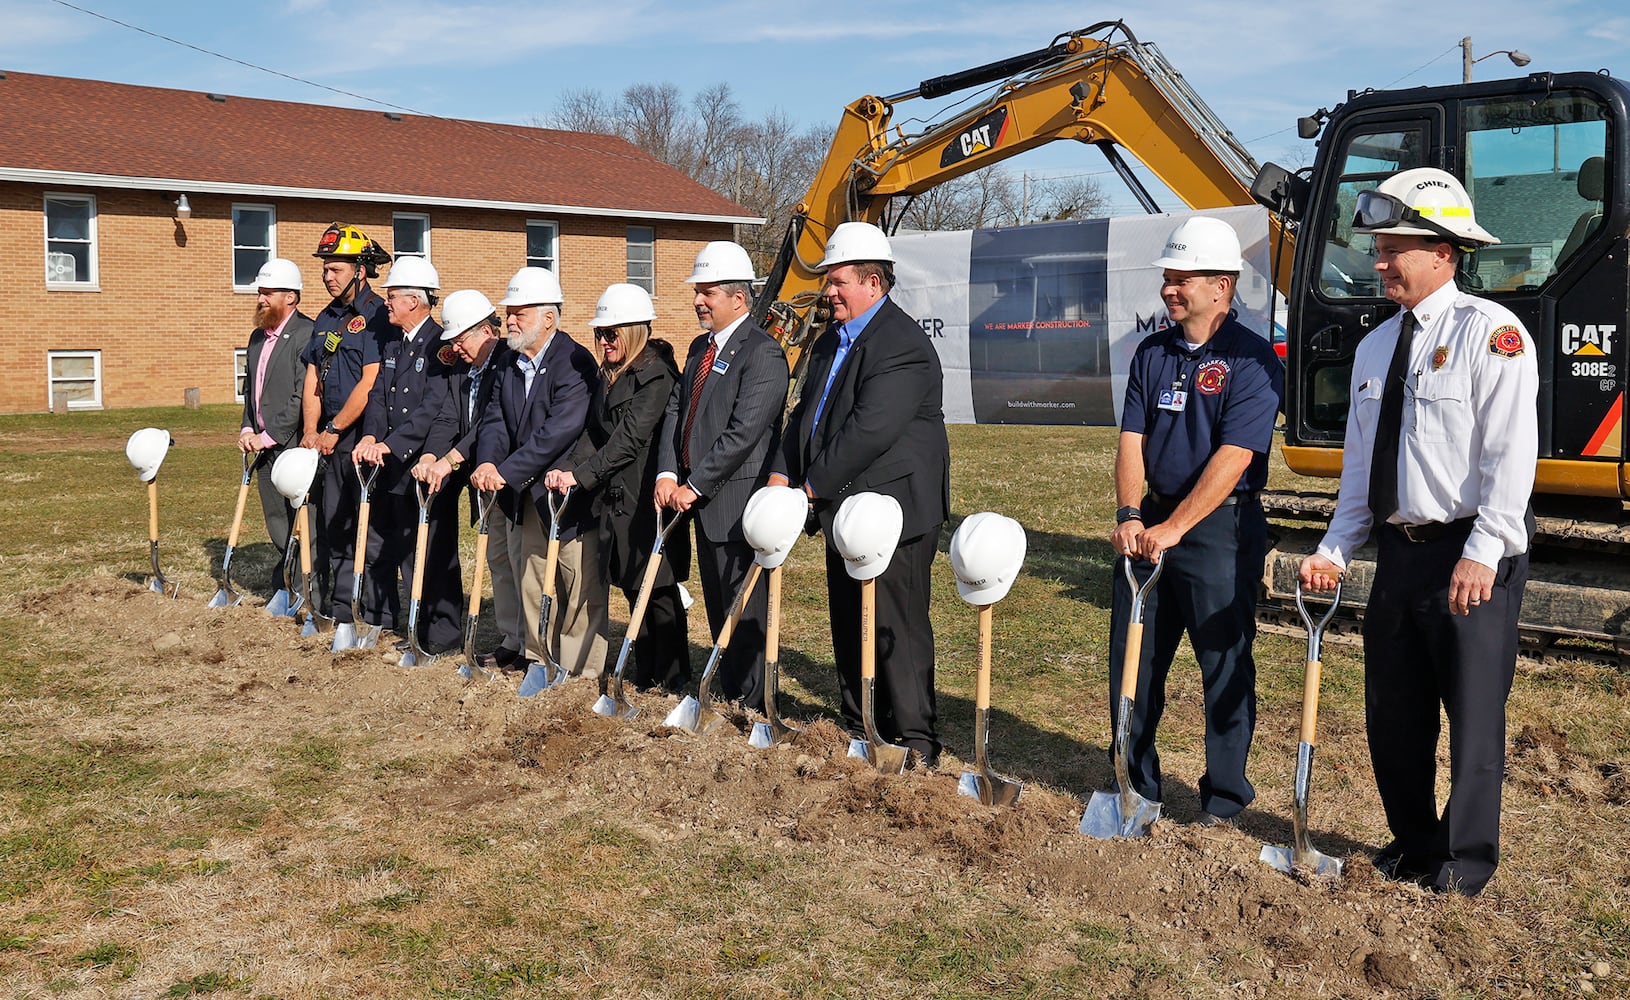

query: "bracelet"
(1115, 505), (1143, 524)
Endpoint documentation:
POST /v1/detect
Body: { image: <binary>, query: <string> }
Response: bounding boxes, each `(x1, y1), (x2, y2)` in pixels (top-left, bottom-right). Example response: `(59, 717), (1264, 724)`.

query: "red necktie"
(682, 336), (716, 470)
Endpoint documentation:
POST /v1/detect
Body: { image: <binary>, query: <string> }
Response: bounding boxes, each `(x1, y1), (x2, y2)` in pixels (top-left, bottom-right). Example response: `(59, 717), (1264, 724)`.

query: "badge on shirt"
(347, 316), (366, 334)
(1432, 345), (1449, 370)
(437, 345), (457, 365)
(1157, 388), (1188, 412)
(1489, 325), (1525, 358)
(1195, 360), (1229, 395)
(384, 357), (397, 369)
(415, 356), (424, 373)
(711, 358), (730, 375)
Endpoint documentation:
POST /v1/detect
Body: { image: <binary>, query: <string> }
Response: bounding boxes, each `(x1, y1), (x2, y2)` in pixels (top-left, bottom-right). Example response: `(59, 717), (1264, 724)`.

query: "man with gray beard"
(470, 267), (603, 677)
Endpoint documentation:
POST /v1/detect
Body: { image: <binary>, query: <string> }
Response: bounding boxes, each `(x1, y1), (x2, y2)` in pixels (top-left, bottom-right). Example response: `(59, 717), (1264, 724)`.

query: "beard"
(255, 303), (282, 329)
(505, 330), (531, 352)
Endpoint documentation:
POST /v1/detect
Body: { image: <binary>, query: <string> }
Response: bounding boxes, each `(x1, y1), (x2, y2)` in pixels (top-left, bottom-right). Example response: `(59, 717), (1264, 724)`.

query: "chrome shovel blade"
(518, 662), (555, 698)
(747, 723), (774, 749)
(846, 737), (869, 760)
(207, 588), (238, 608)
(266, 589), (294, 617)
(1079, 788), (1162, 839)
(329, 622), (357, 652)
(663, 696), (701, 731)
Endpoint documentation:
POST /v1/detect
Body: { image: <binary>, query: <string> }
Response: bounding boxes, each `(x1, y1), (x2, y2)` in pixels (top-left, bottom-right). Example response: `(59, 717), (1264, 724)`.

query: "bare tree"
(1033, 174), (1110, 222)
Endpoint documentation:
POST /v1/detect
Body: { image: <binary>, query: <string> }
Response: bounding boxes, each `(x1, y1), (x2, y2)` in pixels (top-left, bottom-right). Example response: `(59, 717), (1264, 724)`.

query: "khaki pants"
(512, 513), (608, 678)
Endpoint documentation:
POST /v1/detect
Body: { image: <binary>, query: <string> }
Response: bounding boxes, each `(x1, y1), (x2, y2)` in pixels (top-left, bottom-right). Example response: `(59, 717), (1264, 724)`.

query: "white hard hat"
(124, 427), (171, 483)
(254, 258), (303, 294)
(439, 289), (498, 340)
(500, 266), (564, 307)
(1151, 216), (1244, 271)
(742, 485), (807, 569)
(591, 282), (657, 328)
(831, 492), (903, 581)
(686, 241), (756, 284)
(382, 254), (440, 290)
(949, 512), (1027, 606)
(817, 221), (896, 271)
(1352, 167), (1500, 247)
(270, 447), (320, 509)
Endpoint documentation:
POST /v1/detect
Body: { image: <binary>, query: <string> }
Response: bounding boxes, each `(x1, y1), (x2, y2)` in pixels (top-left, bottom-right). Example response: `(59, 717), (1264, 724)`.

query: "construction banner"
(890, 205), (1275, 425)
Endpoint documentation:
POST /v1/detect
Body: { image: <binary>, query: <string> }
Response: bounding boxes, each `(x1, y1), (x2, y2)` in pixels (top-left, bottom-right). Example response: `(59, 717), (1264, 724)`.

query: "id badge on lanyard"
(1158, 388), (1188, 412)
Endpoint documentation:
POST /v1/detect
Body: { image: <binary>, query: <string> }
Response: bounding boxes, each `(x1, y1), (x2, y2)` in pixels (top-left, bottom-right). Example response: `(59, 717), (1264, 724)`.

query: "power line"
(1378, 44), (1460, 91)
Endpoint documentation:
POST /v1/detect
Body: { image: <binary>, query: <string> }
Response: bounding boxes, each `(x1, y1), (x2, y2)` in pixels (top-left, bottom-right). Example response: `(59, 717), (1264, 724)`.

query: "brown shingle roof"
(0, 70), (758, 222)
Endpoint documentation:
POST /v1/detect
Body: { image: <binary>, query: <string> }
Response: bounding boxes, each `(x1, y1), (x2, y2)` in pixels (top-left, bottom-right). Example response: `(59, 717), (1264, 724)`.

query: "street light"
(1462, 35), (1531, 83)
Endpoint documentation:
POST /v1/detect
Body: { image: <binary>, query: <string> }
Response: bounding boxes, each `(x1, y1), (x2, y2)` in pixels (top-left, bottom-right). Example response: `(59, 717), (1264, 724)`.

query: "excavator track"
(1259, 490), (1630, 669)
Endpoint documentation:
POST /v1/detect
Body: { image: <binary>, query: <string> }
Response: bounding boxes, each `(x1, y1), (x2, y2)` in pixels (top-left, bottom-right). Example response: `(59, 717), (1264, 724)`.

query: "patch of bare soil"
(10, 577), (1616, 998)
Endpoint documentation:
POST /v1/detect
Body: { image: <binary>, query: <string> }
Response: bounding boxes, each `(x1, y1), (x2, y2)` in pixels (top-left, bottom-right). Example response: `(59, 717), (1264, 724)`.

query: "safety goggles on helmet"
(1351, 190), (1480, 250)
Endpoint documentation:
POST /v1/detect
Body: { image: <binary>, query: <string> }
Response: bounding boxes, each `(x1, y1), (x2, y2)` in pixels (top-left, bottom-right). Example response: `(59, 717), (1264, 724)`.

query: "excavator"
(749, 21), (1630, 657)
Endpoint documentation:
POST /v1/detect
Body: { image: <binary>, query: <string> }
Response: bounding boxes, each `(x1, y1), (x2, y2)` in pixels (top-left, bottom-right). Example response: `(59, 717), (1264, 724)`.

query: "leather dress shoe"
(475, 646), (522, 670)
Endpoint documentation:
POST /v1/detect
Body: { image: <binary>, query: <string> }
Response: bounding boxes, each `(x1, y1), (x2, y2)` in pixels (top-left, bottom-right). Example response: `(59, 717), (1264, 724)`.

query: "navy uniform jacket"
(474, 332), (599, 534)
(301, 284), (392, 444)
(1120, 314), (1283, 498)
(427, 343), (515, 468)
(656, 321), (786, 544)
(363, 317), (454, 496)
(776, 296), (950, 541)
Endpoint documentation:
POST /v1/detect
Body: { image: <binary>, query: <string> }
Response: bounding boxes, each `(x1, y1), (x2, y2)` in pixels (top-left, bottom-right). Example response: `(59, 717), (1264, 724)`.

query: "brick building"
(0, 71), (760, 414)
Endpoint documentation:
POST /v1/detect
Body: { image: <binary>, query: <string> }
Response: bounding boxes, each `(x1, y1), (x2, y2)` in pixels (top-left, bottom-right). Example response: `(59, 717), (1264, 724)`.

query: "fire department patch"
(1195, 360), (1229, 394)
(437, 345), (457, 365)
(347, 316), (366, 334)
(1488, 325), (1524, 358)
(1432, 346), (1449, 371)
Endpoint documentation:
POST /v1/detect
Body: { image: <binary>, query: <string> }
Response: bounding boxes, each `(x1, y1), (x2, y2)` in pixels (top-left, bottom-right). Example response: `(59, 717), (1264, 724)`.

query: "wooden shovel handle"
(148, 481), (160, 543)
(625, 543), (665, 639)
(226, 480), (251, 549)
(353, 499), (372, 570)
(1118, 620), (1145, 702)
(976, 604), (994, 712)
(410, 518), (430, 603)
(467, 533), (489, 618)
(859, 578), (876, 682)
(1300, 658), (1323, 746)
(297, 505), (313, 577)
(765, 567), (781, 663)
(542, 537), (561, 601)
(715, 563), (763, 649)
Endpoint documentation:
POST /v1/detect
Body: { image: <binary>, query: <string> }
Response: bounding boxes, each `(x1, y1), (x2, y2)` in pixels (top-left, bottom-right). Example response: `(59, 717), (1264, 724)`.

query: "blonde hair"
(603, 322), (652, 385)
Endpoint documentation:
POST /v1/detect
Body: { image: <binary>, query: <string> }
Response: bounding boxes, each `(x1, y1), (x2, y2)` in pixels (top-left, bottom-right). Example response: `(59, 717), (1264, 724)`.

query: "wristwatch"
(323, 421), (338, 435)
(1115, 505), (1144, 524)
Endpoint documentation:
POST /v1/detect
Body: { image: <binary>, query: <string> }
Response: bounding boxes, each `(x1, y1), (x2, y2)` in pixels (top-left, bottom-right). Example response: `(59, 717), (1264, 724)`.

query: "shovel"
(957, 603), (1023, 807)
(519, 486), (575, 697)
(331, 462), (384, 652)
(297, 501), (335, 638)
(844, 575), (910, 775)
(1080, 554), (1165, 839)
(666, 562), (764, 734)
(457, 489), (500, 681)
(209, 453), (253, 608)
(1259, 577), (1346, 879)
(748, 565), (802, 748)
(144, 478), (180, 599)
(268, 518), (301, 617)
(591, 508), (683, 719)
(398, 479), (439, 667)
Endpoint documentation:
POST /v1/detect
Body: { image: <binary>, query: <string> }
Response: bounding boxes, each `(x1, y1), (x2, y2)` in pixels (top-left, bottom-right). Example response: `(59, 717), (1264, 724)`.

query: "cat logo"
(1562, 322), (1617, 356)
(939, 106), (1011, 168)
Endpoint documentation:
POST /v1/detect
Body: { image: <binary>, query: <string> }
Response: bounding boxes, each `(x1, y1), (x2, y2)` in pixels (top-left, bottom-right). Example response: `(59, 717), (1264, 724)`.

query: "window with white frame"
(232, 204), (276, 290)
(48, 350), (102, 410)
(44, 194), (97, 287)
(394, 212), (430, 261)
(627, 225), (654, 293)
(526, 220), (558, 272)
(234, 348), (249, 403)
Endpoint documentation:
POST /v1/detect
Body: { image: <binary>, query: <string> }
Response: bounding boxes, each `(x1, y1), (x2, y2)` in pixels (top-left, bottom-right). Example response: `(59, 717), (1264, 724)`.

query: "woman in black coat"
(546, 284), (690, 691)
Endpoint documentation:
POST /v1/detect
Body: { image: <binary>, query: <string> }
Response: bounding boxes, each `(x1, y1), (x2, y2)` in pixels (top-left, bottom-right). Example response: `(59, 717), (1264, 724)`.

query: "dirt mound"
(6, 576), (1578, 998)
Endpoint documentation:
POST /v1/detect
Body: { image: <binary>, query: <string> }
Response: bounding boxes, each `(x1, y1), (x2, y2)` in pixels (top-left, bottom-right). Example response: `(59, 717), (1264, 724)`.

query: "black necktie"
(1368, 310), (1417, 526)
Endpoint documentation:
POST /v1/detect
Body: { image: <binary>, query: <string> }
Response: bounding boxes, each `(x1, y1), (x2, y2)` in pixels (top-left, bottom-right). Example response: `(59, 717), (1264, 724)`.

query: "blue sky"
(5, 0), (1626, 215)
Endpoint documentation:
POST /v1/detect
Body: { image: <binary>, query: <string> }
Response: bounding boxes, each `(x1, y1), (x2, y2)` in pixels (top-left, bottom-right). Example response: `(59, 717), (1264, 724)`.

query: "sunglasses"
(594, 329), (621, 343)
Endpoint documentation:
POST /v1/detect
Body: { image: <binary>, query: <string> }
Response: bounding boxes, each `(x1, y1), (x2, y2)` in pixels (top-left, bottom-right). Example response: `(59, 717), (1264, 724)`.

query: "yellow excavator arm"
(755, 21), (1290, 369)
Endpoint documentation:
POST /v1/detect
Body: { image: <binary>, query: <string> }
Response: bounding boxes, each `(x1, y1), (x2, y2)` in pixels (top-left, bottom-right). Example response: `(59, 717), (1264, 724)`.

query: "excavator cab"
(1262, 72), (1629, 493)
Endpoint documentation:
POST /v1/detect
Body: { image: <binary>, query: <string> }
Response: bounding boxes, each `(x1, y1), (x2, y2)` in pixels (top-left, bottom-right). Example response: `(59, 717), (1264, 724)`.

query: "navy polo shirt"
(1120, 314), (1283, 498)
(301, 283), (390, 421)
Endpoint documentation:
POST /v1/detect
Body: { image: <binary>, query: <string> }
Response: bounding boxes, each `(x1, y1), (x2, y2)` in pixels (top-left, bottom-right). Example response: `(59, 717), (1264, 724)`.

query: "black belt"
(1384, 517), (1474, 543)
(1147, 489), (1259, 508)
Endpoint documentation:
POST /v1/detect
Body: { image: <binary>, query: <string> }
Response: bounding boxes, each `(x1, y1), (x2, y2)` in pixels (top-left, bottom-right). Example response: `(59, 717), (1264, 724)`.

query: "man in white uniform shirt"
(1299, 167), (1538, 897)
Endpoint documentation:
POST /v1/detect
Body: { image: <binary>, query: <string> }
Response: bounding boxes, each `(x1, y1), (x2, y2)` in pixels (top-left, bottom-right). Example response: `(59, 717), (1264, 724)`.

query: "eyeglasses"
(594, 329), (621, 343)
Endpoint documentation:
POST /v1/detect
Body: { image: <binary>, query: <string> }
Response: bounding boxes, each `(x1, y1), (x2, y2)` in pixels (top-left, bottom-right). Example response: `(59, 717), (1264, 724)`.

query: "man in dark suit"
(354, 255), (461, 651)
(470, 267), (602, 677)
(769, 222), (951, 767)
(238, 258), (315, 593)
(655, 242), (786, 709)
(418, 289), (522, 668)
